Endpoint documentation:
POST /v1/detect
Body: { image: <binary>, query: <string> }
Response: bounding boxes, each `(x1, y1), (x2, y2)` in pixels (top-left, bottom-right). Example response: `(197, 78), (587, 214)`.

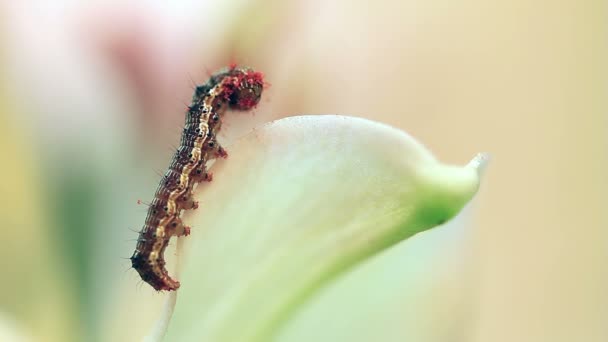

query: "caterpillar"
(131, 65), (265, 291)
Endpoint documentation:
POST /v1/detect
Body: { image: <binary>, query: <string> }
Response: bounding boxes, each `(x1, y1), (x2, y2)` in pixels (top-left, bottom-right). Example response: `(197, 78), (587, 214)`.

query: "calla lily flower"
(142, 115), (487, 341)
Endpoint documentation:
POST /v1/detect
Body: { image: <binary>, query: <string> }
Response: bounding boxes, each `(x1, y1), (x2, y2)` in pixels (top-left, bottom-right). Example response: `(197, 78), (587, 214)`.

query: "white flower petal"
(161, 115), (483, 341)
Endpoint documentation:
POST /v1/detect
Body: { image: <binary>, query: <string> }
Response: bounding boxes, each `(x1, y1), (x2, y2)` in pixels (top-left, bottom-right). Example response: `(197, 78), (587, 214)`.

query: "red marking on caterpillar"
(131, 65), (265, 291)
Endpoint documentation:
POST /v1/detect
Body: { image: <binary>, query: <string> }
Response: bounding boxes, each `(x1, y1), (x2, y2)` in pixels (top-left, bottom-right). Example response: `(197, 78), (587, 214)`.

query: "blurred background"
(0, 0), (606, 341)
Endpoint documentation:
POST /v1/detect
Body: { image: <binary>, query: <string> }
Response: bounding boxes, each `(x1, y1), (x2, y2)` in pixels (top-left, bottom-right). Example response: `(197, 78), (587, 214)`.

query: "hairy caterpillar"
(131, 65), (264, 291)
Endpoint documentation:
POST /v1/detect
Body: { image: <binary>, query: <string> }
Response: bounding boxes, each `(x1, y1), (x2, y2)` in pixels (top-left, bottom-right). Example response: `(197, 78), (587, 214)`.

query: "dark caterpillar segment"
(143, 199), (166, 226)
(131, 234), (179, 290)
(168, 147), (193, 171)
(131, 66), (264, 291)
(181, 124), (212, 143)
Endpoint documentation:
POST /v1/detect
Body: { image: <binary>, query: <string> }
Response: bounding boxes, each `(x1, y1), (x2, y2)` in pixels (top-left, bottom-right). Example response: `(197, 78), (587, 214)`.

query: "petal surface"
(164, 115), (483, 341)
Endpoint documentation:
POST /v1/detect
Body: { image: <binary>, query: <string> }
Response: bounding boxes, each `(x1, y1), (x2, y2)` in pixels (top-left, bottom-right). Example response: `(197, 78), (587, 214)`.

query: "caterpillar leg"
(216, 145), (228, 159)
(190, 163), (213, 183)
(178, 226), (191, 237)
(204, 172), (213, 182)
(178, 191), (199, 210)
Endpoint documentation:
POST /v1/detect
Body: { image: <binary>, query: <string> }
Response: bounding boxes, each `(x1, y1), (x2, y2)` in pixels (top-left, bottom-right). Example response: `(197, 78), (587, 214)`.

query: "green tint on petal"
(275, 206), (478, 342)
(163, 115), (483, 341)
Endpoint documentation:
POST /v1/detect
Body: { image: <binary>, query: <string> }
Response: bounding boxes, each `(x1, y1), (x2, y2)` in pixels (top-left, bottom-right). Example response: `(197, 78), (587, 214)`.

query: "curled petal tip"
(467, 152), (491, 177)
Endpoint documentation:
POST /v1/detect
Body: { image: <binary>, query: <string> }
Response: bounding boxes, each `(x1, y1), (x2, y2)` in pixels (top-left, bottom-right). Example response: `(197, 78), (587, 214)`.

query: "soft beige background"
(0, 0), (605, 341)
(239, 2), (608, 339)
(248, 2), (608, 340)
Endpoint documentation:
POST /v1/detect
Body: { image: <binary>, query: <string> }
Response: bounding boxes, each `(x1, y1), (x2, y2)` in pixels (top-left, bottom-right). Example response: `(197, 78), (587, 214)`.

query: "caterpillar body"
(131, 66), (264, 291)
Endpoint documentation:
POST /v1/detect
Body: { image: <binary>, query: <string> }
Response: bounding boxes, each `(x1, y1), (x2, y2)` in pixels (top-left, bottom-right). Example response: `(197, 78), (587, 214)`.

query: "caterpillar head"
(228, 69), (264, 110)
